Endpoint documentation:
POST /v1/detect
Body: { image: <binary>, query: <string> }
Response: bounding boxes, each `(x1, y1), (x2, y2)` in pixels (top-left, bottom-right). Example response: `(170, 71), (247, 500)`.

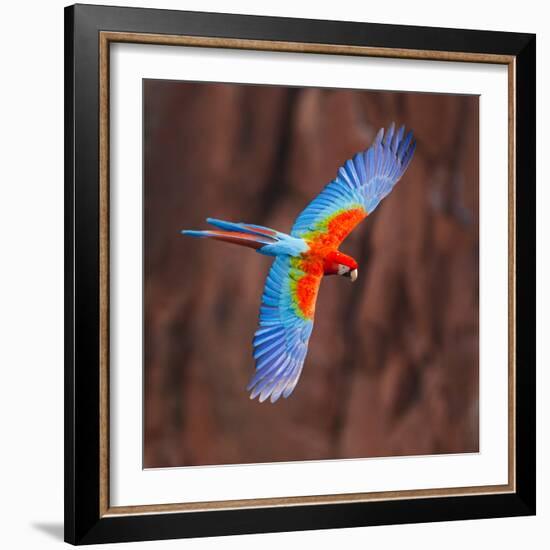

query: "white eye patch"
(337, 264), (350, 275)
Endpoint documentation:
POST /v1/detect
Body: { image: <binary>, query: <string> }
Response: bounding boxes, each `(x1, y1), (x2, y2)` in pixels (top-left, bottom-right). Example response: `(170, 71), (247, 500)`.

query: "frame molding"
(65, 3), (535, 545)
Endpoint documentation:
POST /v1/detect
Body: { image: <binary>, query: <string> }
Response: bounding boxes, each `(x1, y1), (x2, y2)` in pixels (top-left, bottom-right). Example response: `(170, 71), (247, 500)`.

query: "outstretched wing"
(291, 124), (416, 245)
(247, 255), (323, 403)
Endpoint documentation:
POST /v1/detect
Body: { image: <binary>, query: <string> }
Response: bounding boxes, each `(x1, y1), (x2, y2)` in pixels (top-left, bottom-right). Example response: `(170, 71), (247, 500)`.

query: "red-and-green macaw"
(182, 123), (416, 403)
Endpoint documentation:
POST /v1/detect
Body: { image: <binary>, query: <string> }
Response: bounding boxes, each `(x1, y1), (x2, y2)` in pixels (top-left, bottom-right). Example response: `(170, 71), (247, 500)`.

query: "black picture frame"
(65, 3), (536, 545)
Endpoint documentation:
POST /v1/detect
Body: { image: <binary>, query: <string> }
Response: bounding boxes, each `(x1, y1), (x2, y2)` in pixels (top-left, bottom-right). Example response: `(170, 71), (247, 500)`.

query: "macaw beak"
(350, 268), (358, 282)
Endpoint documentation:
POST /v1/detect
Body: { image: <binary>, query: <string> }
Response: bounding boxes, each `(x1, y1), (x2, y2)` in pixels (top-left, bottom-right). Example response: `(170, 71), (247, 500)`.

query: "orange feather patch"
(290, 208), (365, 319)
(306, 207), (366, 254)
(291, 260), (323, 320)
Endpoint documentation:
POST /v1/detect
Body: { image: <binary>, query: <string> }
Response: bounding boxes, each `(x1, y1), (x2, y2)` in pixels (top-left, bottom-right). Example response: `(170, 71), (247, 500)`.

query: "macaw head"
(323, 250), (358, 282)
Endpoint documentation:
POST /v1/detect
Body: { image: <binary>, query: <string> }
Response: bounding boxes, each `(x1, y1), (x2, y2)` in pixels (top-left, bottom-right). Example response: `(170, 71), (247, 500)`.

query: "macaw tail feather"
(182, 218), (308, 257)
(205, 218), (280, 239)
(181, 229), (275, 250)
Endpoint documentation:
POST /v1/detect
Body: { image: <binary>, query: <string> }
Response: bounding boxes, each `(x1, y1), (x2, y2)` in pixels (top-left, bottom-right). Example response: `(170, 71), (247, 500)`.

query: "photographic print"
(143, 80), (479, 468)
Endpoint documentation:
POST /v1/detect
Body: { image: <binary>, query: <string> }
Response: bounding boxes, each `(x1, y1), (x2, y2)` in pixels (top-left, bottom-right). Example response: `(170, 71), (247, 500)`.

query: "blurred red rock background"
(143, 80), (479, 468)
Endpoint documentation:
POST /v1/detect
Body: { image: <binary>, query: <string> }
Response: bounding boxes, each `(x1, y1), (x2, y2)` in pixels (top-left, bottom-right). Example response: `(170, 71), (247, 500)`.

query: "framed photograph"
(64, 3), (536, 545)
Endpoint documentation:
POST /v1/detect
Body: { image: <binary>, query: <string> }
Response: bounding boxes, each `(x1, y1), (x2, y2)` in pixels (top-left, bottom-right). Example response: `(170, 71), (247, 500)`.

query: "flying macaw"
(182, 123), (416, 403)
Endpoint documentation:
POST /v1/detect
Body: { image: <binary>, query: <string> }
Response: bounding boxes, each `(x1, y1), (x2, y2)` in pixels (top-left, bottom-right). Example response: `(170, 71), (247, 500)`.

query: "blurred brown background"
(143, 80), (479, 468)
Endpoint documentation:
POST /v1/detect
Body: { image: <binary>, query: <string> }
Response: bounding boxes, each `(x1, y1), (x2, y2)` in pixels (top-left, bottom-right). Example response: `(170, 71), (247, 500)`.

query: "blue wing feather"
(247, 256), (318, 403)
(291, 123), (416, 238)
